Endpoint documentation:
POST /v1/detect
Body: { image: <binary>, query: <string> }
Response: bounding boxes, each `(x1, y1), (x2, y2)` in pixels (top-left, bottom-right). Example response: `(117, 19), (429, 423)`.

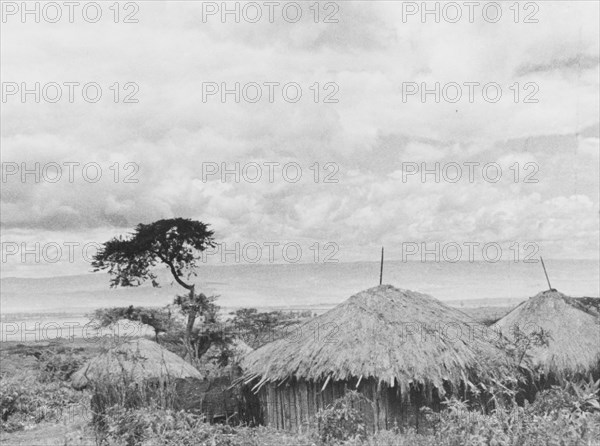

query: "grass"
(94, 390), (600, 446)
(0, 339), (103, 445)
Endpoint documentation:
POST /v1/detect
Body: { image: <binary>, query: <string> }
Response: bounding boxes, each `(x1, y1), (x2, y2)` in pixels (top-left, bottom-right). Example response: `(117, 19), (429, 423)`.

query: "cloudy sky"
(1, 1), (599, 277)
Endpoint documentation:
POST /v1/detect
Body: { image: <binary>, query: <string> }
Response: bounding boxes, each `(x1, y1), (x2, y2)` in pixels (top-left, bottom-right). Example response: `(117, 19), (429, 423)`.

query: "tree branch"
(163, 257), (194, 290)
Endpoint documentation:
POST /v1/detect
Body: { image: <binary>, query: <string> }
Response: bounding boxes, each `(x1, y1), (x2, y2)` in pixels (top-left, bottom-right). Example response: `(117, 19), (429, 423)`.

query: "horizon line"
(2, 257), (599, 281)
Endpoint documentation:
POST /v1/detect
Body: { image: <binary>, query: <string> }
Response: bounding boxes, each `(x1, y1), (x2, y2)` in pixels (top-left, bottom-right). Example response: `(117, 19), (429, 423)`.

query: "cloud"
(1, 1), (599, 277)
(516, 54), (600, 76)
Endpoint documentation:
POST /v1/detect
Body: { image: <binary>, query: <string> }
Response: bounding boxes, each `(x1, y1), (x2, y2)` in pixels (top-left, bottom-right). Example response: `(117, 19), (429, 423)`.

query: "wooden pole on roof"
(379, 247), (384, 285)
(540, 256), (553, 291)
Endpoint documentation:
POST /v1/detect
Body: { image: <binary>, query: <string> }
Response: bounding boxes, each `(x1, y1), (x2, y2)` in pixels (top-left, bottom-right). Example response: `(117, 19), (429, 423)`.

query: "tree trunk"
(183, 285), (198, 363)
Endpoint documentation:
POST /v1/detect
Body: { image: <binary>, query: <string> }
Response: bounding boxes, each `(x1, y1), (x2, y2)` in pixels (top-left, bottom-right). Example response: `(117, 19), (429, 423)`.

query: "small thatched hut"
(241, 285), (512, 432)
(492, 289), (600, 377)
(71, 338), (202, 389)
(72, 338), (258, 424)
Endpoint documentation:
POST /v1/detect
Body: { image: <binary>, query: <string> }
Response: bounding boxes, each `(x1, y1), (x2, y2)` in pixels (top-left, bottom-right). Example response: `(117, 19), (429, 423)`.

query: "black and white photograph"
(1, 1), (599, 445)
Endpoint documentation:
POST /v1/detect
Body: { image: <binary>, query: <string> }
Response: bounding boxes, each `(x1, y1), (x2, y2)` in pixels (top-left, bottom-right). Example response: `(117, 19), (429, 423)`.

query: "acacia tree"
(92, 218), (216, 359)
(174, 293), (233, 364)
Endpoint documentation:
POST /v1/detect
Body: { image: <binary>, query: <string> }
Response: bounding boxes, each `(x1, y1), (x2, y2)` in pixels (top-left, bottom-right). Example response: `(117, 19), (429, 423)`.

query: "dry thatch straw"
(231, 338), (253, 363)
(242, 285), (513, 399)
(493, 289), (600, 376)
(71, 338), (202, 390)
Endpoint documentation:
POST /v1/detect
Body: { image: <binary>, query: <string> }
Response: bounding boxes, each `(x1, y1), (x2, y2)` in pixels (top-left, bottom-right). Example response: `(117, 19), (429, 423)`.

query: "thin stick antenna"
(540, 256), (553, 291)
(379, 247), (384, 286)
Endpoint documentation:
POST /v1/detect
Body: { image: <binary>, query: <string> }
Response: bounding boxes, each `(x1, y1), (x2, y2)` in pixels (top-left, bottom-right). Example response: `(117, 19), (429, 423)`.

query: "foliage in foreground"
(95, 380), (600, 446)
(0, 345), (90, 433)
(316, 391), (369, 443)
(0, 374), (87, 433)
(97, 407), (315, 446)
(35, 345), (86, 382)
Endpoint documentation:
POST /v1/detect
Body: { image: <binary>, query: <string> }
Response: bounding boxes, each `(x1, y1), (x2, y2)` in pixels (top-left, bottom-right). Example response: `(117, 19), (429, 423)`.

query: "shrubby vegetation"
(91, 305), (313, 360)
(316, 391), (369, 443)
(92, 306), (174, 341)
(36, 345), (86, 382)
(92, 380), (600, 446)
(91, 295), (235, 370)
(0, 349), (88, 434)
(229, 308), (312, 349)
(97, 407), (316, 446)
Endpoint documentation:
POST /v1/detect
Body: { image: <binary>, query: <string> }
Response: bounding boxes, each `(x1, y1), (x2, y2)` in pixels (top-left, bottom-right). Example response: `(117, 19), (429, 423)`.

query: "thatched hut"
(492, 289), (600, 377)
(72, 339), (204, 423)
(72, 338), (258, 424)
(71, 338), (202, 390)
(241, 285), (512, 432)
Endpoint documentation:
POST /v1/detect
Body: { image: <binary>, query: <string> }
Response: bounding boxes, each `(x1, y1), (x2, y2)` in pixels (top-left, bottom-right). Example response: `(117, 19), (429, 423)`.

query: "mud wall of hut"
(253, 377), (440, 433)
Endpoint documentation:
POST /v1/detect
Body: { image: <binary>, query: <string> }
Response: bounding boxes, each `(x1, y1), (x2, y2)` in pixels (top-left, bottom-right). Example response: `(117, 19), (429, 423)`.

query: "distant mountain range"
(1, 260), (598, 314)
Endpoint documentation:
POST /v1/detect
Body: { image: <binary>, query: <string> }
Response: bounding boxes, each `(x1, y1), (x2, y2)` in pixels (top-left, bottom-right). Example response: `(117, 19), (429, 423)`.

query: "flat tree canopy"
(92, 218), (215, 290)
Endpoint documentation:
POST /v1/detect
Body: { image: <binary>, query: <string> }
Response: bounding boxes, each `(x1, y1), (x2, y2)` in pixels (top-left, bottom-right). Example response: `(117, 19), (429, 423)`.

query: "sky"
(1, 1), (599, 278)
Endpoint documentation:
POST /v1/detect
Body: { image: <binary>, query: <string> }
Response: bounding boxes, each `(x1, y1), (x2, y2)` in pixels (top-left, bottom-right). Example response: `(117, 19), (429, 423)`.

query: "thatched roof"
(242, 285), (512, 397)
(493, 290), (600, 375)
(232, 338), (253, 362)
(71, 338), (202, 389)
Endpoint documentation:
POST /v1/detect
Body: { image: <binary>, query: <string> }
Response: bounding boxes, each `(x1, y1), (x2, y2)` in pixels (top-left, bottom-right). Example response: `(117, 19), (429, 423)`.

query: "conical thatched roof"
(492, 290), (600, 375)
(71, 338), (202, 389)
(242, 285), (511, 397)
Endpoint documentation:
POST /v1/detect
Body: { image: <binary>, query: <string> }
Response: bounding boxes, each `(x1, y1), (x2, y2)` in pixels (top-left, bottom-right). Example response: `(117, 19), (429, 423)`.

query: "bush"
(0, 376), (85, 432)
(90, 380), (600, 446)
(403, 385), (600, 446)
(336, 380), (600, 446)
(100, 407), (208, 446)
(0, 380), (22, 423)
(91, 306), (175, 341)
(90, 375), (180, 431)
(37, 347), (85, 382)
(316, 391), (368, 444)
(97, 407), (315, 446)
(530, 377), (600, 414)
